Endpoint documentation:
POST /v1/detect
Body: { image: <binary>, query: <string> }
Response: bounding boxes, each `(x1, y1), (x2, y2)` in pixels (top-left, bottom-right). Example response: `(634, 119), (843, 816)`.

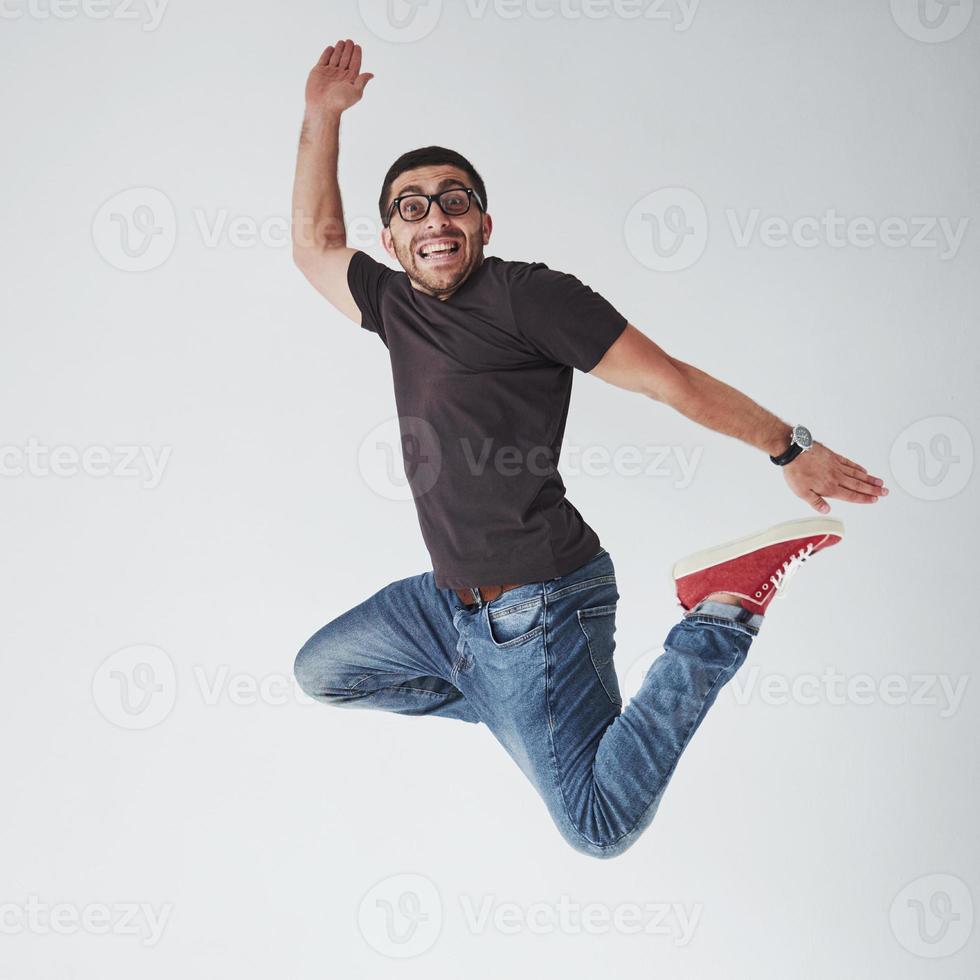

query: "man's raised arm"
(590, 323), (889, 514)
(291, 39), (374, 323)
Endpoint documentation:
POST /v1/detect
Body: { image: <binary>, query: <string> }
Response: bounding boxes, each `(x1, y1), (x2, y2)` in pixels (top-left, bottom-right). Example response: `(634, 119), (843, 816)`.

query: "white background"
(1, 0), (978, 976)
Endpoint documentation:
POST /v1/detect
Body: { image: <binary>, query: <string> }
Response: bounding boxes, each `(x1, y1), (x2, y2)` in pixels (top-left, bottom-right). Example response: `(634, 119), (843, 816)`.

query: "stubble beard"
(397, 233), (485, 300)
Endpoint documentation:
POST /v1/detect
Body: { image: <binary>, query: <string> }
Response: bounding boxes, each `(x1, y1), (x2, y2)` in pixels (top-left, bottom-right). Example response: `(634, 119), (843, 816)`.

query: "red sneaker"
(671, 518), (844, 616)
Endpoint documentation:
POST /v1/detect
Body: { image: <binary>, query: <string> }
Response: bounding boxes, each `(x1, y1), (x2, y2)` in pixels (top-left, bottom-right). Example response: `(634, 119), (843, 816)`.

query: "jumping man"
(289, 40), (889, 859)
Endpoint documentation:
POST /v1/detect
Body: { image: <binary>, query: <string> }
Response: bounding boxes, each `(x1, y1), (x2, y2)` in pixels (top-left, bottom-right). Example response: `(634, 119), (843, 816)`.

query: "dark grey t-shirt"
(347, 249), (628, 589)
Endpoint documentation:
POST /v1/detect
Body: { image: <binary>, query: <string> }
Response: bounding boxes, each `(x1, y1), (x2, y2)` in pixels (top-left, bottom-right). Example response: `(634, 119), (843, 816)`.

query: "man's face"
(381, 165), (492, 300)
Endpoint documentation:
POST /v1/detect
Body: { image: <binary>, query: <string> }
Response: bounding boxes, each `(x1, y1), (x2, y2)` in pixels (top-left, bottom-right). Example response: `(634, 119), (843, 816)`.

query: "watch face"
(793, 425), (813, 449)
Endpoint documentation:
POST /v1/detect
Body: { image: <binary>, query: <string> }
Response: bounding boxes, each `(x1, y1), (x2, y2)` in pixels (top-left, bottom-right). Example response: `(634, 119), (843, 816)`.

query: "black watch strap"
(770, 442), (804, 466)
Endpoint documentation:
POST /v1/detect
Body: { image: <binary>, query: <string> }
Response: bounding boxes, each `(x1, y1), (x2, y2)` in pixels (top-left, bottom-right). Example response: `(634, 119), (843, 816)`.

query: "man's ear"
(381, 226), (396, 259)
(482, 212), (492, 245)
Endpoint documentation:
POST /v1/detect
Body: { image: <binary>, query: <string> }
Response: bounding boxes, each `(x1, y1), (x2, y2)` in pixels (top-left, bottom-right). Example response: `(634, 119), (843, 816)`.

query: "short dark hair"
(379, 146), (487, 227)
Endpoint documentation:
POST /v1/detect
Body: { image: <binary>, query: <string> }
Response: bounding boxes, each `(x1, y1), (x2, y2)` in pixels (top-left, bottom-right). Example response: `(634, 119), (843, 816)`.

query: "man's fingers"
(829, 484), (880, 504)
(838, 467), (886, 492)
(338, 38), (354, 70)
(837, 455), (888, 489)
(317, 45), (335, 66)
(838, 474), (885, 499)
(841, 465), (882, 484)
(350, 43), (363, 76)
(327, 39), (347, 66)
(840, 464), (888, 492)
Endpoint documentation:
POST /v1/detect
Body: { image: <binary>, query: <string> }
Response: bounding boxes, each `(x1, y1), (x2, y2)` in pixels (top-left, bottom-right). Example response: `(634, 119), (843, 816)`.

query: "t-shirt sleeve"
(346, 250), (398, 345)
(508, 262), (628, 372)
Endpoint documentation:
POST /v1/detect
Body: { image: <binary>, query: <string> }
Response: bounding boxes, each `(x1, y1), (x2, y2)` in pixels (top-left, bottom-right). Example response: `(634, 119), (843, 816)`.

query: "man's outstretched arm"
(590, 323), (889, 514)
(291, 39), (373, 323)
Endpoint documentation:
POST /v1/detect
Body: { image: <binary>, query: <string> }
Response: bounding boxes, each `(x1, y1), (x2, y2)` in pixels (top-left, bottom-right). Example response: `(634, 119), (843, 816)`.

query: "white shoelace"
(770, 542), (815, 598)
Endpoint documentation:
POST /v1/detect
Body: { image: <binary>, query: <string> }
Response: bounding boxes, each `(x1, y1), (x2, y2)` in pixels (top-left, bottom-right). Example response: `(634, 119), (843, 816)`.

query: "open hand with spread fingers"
(305, 38), (374, 115)
(782, 441), (889, 513)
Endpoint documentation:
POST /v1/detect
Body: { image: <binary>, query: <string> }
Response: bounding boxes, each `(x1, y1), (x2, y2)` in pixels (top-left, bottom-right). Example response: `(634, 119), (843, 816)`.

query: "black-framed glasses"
(385, 187), (485, 227)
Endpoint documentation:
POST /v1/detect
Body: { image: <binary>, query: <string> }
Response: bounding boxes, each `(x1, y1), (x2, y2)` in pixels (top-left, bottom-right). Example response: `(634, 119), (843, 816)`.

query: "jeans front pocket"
(485, 595), (545, 649)
(577, 603), (621, 706)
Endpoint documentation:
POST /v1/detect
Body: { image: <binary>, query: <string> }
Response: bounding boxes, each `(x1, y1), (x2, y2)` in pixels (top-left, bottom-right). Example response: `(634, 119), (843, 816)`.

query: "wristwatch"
(770, 424), (813, 466)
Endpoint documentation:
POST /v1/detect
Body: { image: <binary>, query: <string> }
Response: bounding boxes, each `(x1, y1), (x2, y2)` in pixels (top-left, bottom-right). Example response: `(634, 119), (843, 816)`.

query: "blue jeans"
(294, 548), (764, 860)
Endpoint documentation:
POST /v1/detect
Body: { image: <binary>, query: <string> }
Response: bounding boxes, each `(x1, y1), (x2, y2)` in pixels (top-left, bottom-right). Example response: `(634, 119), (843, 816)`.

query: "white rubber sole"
(671, 517), (845, 580)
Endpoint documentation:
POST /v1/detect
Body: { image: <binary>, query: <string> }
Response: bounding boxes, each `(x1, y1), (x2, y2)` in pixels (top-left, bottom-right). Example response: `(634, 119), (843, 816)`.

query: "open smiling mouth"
(417, 239), (462, 262)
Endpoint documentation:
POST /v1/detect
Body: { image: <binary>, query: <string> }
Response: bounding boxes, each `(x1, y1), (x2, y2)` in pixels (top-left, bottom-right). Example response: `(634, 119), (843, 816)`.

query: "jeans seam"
(577, 609), (622, 708)
(347, 673), (376, 692)
(541, 589), (581, 846)
(548, 574), (617, 603)
(488, 594), (545, 618)
(544, 589), (626, 853)
(321, 683), (454, 700)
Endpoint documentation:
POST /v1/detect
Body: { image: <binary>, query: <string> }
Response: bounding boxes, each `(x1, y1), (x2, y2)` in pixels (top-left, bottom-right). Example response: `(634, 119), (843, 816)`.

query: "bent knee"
(563, 832), (633, 861)
(292, 639), (320, 698)
(556, 811), (646, 860)
(293, 629), (348, 700)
